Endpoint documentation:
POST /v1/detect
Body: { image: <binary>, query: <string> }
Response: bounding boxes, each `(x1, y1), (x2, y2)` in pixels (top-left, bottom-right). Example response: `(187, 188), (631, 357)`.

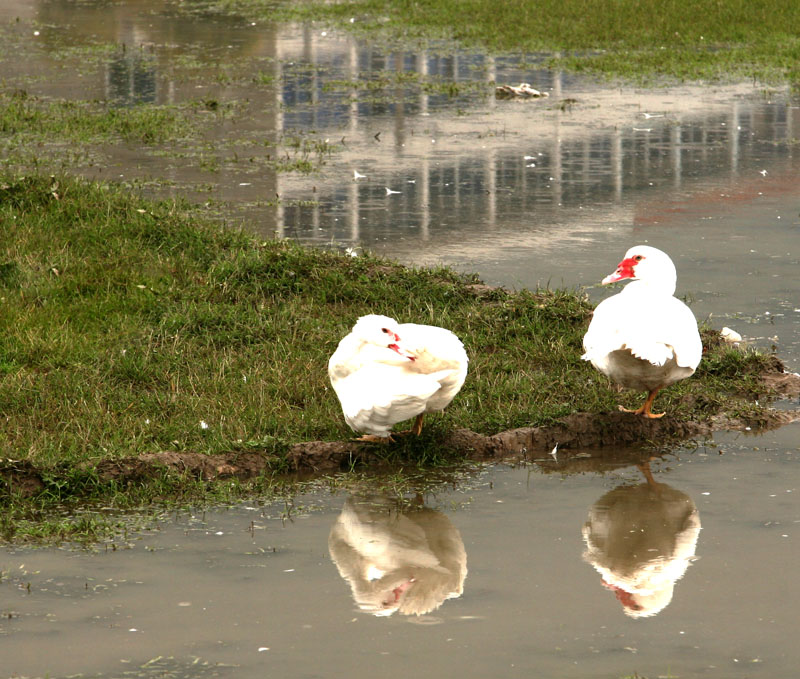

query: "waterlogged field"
(0, 3), (799, 677)
(211, 0), (800, 85)
(4, 429), (800, 679)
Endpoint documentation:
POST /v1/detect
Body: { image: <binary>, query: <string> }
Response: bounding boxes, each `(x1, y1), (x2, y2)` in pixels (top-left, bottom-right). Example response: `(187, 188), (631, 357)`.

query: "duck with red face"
(582, 245), (702, 418)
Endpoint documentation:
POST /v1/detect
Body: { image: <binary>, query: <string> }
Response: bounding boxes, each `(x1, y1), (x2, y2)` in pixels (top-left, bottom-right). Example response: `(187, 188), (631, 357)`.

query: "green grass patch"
(323, 71), (490, 99)
(206, 0), (800, 86)
(0, 90), (194, 145)
(0, 171), (781, 541)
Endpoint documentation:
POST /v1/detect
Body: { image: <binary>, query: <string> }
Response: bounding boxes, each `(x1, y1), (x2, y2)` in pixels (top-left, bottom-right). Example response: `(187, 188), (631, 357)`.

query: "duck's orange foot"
(617, 404), (666, 419)
(396, 413), (425, 437)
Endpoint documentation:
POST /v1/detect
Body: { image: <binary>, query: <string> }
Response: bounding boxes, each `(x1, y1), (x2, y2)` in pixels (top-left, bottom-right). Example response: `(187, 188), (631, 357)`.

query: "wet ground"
(1, 1), (800, 677)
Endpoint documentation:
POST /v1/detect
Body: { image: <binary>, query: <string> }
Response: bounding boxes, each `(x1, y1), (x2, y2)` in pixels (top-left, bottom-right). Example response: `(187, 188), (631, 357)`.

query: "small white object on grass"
(721, 327), (743, 343)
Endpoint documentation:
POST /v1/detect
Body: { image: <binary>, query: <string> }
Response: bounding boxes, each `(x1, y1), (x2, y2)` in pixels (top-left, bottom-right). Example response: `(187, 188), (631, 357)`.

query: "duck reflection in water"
(328, 494), (467, 617)
(582, 461), (701, 618)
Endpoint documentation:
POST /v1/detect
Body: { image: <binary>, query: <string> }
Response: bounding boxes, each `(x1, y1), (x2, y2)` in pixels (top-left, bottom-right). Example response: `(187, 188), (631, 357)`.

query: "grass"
(0, 171), (781, 541)
(0, 90), (192, 144)
(204, 0), (800, 86)
(322, 71), (491, 99)
(0, 90), (338, 179)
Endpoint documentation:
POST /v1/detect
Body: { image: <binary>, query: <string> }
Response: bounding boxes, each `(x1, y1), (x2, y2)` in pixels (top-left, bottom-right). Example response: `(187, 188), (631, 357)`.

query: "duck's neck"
(623, 276), (677, 297)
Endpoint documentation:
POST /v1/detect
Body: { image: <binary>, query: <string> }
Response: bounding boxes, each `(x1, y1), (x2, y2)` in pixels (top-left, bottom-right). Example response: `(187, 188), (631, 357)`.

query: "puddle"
(3, 427), (800, 677)
(1, 1), (800, 677)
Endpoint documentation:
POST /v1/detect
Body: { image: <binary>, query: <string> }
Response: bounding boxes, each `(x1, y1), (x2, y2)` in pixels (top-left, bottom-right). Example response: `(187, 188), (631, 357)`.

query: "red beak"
(602, 256), (637, 284)
(388, 334), (415, 360)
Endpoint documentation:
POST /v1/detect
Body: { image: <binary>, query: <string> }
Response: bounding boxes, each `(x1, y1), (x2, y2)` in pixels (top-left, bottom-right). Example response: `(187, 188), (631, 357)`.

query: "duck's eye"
(633, 255), (643, 262)
(381, 327), (390, 334)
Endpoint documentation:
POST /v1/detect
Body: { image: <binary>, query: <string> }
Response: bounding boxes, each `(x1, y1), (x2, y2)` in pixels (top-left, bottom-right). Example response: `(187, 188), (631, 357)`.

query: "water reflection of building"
(274, 35), (799, 268)
(328, 494), (467, 617)
(280, 94), (798, 250)
(581, 463), (701, 618)
(107, 52), (157, 105)
(4, 1), (799, 255)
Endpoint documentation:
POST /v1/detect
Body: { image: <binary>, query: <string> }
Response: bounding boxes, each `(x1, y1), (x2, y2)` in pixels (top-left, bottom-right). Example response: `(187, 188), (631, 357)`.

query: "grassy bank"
(0, 171), (781, 540)
(206, 0), (800, 86)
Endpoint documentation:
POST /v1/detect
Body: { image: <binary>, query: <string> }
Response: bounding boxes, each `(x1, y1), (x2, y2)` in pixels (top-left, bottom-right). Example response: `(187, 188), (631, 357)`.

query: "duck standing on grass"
(581, 245), (702, 418)
(328, 314), (468, 442)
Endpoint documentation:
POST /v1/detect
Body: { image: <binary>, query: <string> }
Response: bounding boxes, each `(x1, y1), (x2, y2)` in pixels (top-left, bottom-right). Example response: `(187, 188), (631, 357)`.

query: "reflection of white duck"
(328, 495), (467, 616)
(582, 245), (702, 418)
(328, 315), (468, 441)
(582, 463), (701, 618)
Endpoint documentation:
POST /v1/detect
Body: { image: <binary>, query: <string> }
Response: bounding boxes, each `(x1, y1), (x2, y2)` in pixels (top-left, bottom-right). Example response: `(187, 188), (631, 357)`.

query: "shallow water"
(4, 427), (800, 678)
(1, 1), (800, 677)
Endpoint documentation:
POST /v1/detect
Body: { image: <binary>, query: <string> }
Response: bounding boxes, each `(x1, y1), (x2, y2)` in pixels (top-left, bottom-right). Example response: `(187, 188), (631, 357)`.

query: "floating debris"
(495, 83), (549, 99)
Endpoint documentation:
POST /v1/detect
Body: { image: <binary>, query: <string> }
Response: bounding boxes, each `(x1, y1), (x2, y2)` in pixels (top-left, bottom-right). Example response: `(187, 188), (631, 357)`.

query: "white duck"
(328, 314), (468, 441)
(582, 245), (702, 418)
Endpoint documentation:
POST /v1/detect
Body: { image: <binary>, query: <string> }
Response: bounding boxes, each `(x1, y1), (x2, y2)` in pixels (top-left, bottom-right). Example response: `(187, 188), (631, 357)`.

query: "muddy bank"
(284, 405), (800, 474)
(3, 370), (799, 498)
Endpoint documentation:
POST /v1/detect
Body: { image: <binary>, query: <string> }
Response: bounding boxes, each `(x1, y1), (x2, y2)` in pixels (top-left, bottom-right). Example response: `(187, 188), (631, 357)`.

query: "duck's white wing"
(334, 364), (450, 436)
(583, 291), (701, 370)
(398, 323), (467, 364)
(397, 323), (469, 409)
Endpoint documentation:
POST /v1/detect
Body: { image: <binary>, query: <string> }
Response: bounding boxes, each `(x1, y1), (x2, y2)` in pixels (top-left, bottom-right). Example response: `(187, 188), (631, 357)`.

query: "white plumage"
(582, 466), (701, 618)
(582, 245), (702, 418)
(328, 495), (467, 616)
(328, 314), (468, 440)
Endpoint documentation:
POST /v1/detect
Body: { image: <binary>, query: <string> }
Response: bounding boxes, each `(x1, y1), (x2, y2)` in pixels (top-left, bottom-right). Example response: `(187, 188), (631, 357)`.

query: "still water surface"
(4, 428), (800, 678)
(1, 1), (799, 677)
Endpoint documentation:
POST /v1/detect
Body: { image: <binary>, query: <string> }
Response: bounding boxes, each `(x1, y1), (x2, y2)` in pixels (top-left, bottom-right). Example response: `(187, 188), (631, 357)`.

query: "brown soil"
(3, 371), (799, 499)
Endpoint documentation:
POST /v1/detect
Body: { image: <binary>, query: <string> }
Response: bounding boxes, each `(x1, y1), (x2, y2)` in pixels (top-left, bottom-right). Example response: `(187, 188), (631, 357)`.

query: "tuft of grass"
(0, 90), (194, 145)
(207, 0), (800, 86)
